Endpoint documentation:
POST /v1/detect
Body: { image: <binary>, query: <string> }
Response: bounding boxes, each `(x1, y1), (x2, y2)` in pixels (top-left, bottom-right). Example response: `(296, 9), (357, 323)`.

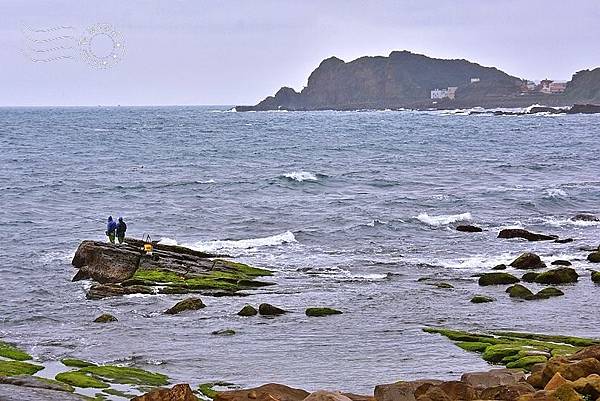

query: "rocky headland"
(235, 51), (600, 111)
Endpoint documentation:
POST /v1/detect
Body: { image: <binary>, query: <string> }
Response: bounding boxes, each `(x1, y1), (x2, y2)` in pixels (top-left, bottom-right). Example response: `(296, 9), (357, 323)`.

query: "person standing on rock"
(116, 217), (127, 244)
(106, 216), (117, 244)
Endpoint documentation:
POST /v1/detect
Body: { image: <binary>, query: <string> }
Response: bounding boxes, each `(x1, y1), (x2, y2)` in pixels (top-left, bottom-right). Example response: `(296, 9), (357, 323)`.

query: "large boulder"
(165, 298), (206, 315)
(461, 368), (525, 389)
(414, 381), (477, 401)
(258, 304), (288, 316)
(510, 253), (546, 270)
(72, 240), (141, 283)
(479, 273), (520, 286)
(132, 383), (199, 401)
(215, 384), (309, 401)
(572, 374), (600, 398)
(541, 357), (600, 386)
(507, 284), (534, 299)
(374, 380), (442, 401)
(569, 345), (600, 361)
(588, 252), (600, 263)
(534, 268), (578, 285)
(237, 305), (258, 317)
(498, 229), (557, 242)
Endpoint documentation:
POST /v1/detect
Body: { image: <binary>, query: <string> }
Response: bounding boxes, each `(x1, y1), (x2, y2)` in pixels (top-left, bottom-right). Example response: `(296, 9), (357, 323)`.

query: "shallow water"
(1, 107), (599, 394)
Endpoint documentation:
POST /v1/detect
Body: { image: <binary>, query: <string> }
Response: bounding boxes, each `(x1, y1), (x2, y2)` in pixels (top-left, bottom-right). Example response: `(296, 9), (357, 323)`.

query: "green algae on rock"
(533, 287), (564, 299)
(165, 297), (206, 315)
(101, 387), (135, 398)
(237, 304), (258, 316)
(61, 358), (98, 368)
(0, 360), (44, 376)
(305, 307), (343, 317)
(93, 314), (117, 323)
(592, 271), (600, 283)
(478, 272), (520, 286)
(534, 267), (578, 285)
(0, 341), (32, 361)
(80, 365), (169, 387)
(55, 371), (109, 389)
(259, 303), (288, 316)
(506, 284), (534, 299)
(470, 295), (495, 303)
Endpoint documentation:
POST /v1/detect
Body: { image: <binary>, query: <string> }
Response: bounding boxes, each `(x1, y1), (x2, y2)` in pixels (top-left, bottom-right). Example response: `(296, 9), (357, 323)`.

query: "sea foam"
(416, 212), (472, 226)
(283, 171), (318, 182)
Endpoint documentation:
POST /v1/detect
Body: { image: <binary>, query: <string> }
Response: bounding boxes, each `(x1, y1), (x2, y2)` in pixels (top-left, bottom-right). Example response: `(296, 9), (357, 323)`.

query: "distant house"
(470, 78), (480, 83)
(447, 87), (458, 100)
(431, 88), (449, 99)
(540, 79), (553, 94)
(549, 82), (567, 93)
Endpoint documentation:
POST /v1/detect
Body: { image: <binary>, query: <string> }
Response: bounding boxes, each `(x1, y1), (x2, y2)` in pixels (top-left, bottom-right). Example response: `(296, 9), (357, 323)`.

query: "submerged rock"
(573, 213), (599, 222)
(588, 252), (600, 263)
(456, 225), (483, 233)
(534, 268), (578, 285)
(479, 273), (520, 286)
(510, 253), (546, 270)
(305, 307), (343, 317)
(498, 229), (557, 242)
(507, 284), (534, 299)
(132, 383), (198, 401)
(258, 303), (288, 316)
(492, 264), (508, 270)
(471, 295), (495, 303)
(212, 329), (236, 336)
(165, 298), (206, 315)
(93, 313), (117, 323)
(237, 305), (258, 316)
(555, 238), (574, 244)
(551, 260), (572, 266)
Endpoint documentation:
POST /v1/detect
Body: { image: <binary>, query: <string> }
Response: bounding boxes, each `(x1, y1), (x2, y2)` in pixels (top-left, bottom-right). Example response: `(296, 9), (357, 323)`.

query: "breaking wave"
(416, 212), (472, 226)
(282, 171), (319, 182)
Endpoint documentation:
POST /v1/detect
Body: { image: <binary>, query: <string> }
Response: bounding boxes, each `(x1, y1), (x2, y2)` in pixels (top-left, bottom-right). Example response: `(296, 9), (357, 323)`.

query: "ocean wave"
(367, 219), (388, 227)
(545, 188), (568, 198)
(416, 212), (472, 226)
(196, 179), (216, 184)
(282, 171), (319, 182)
(158, 237), (178, 246)
(185, 231), (297, 254)
(542, 216), (600, 227)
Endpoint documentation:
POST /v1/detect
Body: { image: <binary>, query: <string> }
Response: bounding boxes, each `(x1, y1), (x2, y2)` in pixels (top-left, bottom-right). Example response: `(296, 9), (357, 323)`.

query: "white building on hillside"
(447, 87), (458, 100)
(431, 88), (449, 99)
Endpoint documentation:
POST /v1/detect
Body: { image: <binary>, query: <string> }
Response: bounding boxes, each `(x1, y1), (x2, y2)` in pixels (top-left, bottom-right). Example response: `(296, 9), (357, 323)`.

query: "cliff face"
(237, 51), (523, 111)
(564, 68), (600, 104)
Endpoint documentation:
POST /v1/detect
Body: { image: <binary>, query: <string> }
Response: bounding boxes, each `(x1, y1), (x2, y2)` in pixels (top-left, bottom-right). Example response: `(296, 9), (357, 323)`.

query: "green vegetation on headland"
(424, 327), (600, 371)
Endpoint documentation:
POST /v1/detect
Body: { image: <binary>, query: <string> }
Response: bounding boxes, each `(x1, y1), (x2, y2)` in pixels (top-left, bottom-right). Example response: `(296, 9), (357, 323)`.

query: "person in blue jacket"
(116, 217), (127, 244)
(106, 216), (117, 244)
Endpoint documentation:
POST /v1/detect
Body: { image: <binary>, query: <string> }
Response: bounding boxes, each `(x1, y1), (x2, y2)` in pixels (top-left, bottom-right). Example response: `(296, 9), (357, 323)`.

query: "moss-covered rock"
(510, 253), (546, 269)
(55, 371), (109, 389)
(588, 252), (600, 263)
(165, 297), (205, 315)
(505, 355), (548, 370)
(305, 307), (343, 317)
(534, 268), (578, 285)
(258, 303), (287, 316)
(591, 271), (600, 283)
(0, 341), (31, 361)
(93, 314), (117, 323)
(237, 305), (258, 316)
(61, 358), (97, 368)
(427, 282), (454, 289)
(522, 272), (540, 283)
(81, 365), (169, 387)
(456, 341), (490, 352)
(479, 273), (520, 286)
(533, 287), (565, 299)
(198, 383), (219, 399)
(423, 328), (502, 344)
(0, 360), (44, 376)
(507, 284), (534, 299)
(471, 295), (495, 303)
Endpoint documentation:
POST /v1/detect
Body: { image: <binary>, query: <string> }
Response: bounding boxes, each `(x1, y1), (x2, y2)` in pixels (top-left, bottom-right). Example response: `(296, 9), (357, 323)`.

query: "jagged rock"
(303, 391), (354, 401)
(461, 369), (525, 389)
(544, 373), (569, 391)
(588, 252), (600, 263)
(0, 383), (87, 401)
(72, 240), (142, 283)
(132, 383), (199, 401)
(237, 305), (258, 316)
(471, 295), (495, 303)
(573, 214), (599, 222)
(541, 357), (600, 386)
(374, 380), (443, 401)
(258, 303), (288, 316)
(165, 298), (206, 315)
(93, 313), (117, 323)
(456, 225), (483, 233)
(534, 268), (578, 285)
(507, 284), (534, 299)
(480, 383), (535, 401)
(568, 104), (600, 114)
(498, 229), (557, 242)
(510, 253), (546, 270)
(215, 383), (309, 401)
(569, 345), (600, 361)
(572, 374), (600, 398)
(479, 273), (520, 286)
(551, 260), (572, 266)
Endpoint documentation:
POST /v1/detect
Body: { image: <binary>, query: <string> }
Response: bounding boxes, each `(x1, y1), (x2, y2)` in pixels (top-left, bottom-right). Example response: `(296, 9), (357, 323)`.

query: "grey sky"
(1, 0), (599, 106)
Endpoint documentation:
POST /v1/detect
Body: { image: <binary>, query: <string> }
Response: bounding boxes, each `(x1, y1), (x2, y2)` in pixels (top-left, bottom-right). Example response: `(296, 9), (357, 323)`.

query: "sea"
(1, 106), (599, 394)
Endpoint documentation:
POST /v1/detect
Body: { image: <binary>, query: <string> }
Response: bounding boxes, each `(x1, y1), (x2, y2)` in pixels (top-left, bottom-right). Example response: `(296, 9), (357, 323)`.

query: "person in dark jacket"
(106, 216), (117, 244)
(116, 217), (127, 244)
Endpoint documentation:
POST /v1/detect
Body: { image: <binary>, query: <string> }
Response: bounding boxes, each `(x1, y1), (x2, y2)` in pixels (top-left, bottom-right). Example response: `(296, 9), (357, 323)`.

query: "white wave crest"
(366, 219), (387, 227)
(189, 231), (297, 254)
(283, 171), (318, 182)
(417, 212), (472, 226)
(546, 188), (568, 198)
(158, 237), (178, 246)
(542, 217), (600, 227)
(196, 179), (216, 184)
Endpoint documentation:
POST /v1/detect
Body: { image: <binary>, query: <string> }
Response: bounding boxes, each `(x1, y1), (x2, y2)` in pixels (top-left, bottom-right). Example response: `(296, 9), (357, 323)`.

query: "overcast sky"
(1, 0), (599, 106)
